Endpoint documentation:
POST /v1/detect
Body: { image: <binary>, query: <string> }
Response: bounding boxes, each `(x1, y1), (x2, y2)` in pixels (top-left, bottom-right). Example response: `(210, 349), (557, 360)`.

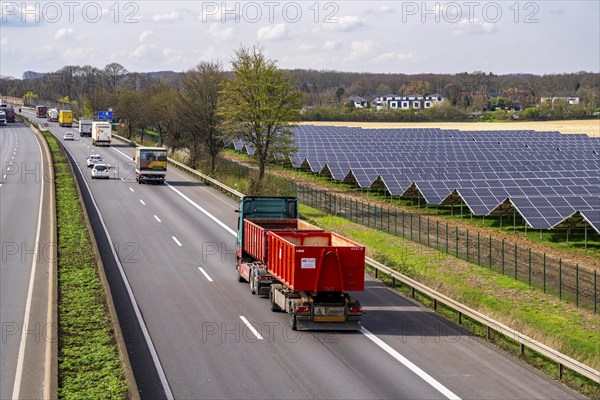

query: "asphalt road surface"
(23, 108), (584, 400)
(0, 121), (53, 399)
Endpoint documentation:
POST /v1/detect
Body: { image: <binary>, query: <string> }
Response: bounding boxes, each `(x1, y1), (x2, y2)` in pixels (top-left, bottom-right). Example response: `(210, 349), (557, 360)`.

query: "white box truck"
(91, 121), (111, 146)
(78, 119), (93, 137)
(134, 147), (167, 184)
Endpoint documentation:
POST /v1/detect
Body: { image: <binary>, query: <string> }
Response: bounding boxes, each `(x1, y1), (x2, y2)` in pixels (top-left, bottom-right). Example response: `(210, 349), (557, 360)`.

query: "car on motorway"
(63, 131), (75, 140)
(87, 154), (103, 167)
(91, 163), (110, 179)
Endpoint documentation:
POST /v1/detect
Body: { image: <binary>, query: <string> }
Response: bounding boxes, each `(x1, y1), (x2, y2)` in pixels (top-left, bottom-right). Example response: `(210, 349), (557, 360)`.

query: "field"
(302, 120), (600, 137)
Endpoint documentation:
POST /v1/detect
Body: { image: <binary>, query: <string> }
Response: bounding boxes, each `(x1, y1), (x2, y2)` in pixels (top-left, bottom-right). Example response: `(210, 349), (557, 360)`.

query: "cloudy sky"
(1, 1), (598, 78)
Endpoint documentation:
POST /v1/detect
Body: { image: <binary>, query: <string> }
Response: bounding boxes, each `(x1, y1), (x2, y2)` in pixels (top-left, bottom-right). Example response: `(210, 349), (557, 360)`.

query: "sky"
(1, 1), (599, 78)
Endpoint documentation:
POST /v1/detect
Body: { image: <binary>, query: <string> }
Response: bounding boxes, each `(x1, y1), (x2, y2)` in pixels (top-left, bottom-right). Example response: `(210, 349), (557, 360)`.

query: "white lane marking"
(56, 137), (174, 399)
(0, 183), (3, 188)
(239, 316), (263, 340)
(12, 129), (46, 399)
(154, 215), (162, 223)
(111, 146), (237, 237)
(121, 178), (125, 182)
(140, 199), (146, 206)
(129, 187), (134, 192)
(166, 183), (237, 237)
(3, 175), (6, 179)
(198, 267), (213, 282)
(172, 236), (182, 246)
(361, 327), (461, 400)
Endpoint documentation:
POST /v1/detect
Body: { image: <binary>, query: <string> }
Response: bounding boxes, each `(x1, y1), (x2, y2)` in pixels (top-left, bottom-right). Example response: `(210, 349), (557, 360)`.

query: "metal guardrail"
(110, 133), (599, 384)
(364, 257), (599, 383)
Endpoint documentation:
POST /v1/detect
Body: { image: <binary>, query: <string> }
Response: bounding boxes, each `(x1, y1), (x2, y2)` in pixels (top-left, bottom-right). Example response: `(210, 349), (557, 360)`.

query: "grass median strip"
(43, 131), (128, 399)
(300, 205), (600, 398)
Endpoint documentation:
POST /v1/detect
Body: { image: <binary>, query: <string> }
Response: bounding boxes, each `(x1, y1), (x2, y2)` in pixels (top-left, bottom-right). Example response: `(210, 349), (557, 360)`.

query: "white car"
(63, 131), (75, 140)
(91, 163), (110, 179)
(87, 154), (103, 167)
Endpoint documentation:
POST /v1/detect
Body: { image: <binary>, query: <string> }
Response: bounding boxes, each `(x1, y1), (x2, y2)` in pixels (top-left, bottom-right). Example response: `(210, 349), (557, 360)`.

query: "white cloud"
(375, 52), (416, 62)
(452, 18), (497, 36)
(366, 5), (395, 15)
(54, 28), (73, 40)
(344, 40), (373, 62)
(257, 23), (289, 41)
(206, 24), (234, 42)
(163, 48), (185, 64)
(62, 47), (92, 60)
(152, 11), (180, 23)
(323, 40), (342, 51)
(324, 15), (365, 32)
(139, 30), (153, 42)
(1, 37), (8, 46)
(130, 44), (155, 59)
(299, 44), (316, 53)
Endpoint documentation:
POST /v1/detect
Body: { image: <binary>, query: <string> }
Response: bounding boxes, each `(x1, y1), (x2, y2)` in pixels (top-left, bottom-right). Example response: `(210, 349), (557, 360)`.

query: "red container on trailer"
(243, 219), (323, 263)
(267, 231), (365, 293)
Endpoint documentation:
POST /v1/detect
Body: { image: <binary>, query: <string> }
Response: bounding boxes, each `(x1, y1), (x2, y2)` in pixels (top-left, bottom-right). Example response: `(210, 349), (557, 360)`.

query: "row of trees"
(111, 46), (301, 188)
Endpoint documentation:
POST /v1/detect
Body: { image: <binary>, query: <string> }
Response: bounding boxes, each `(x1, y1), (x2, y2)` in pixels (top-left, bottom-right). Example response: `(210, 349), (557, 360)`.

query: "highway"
(0, 121), (53, 399)
(22, 108), (584, 399)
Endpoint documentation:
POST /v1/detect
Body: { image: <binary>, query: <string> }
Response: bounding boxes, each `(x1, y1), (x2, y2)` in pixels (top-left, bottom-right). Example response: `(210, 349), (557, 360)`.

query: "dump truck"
(91, 121), (111, 146)
(134, 147), (167, 184)
(36, 105), (47, 118)
(236, 196), (365, 330)
(47, 108), (59, 122)
(58, 110), (73, 127)
(78, 119), (93, 137)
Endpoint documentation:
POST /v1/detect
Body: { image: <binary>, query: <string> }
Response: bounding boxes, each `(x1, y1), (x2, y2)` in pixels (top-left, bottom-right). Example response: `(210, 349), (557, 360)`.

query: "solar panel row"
(233, 126), (600, 232)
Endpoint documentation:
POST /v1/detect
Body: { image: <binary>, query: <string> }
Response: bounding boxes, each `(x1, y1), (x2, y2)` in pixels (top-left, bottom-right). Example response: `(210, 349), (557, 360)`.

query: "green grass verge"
(43, 131), (128, 399)
(300, 204), (600, 398)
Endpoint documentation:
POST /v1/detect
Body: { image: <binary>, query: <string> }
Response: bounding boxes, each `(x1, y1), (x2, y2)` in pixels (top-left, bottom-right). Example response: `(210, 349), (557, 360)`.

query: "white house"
(347, 96), (368, 108)
(372, 93), (445, 110)
(540, 96), (580, 105)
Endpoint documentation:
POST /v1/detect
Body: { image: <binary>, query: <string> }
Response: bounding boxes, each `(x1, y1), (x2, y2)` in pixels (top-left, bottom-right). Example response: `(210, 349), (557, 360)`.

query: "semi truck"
(78, 119), (93, 137)
(58, 110), (73, 127)
(236, 196), (365, 330)
(36, 105), (47, 118)
(47, 108), (59, 122)
(91, 121), (111, 146)
(134, 147), (167, 184)
(0, 110), (6, 125)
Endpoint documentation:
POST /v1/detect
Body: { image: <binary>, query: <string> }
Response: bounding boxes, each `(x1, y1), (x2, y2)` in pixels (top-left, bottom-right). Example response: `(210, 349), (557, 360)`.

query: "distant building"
(347, 95), (368, 108)
(371, 93), (444, 110)
(540, 96), (580, 105)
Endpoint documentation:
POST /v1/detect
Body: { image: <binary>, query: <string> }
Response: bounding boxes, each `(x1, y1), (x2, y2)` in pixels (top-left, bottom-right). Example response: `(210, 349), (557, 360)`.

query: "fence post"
(594, 270), (597, 314)
(489, 235), (492, 268)
(427, 218), (430, 247)
(576, 264), (579, 308)
(528, 248), (531, 286)
(514, 243), (518, 280)
(455, 226), (459, 258)
(388, 205), (390, 233)
(394, 209), (397, 235)
(410, 213), (413, 240)
(402, 211), (405, 238)
(361, 200), (364, 225)
(502, 239), (505, 274)
(559, 259), (562, 300)
(477, 232), (480, 266)
(418, 215), (421, 244)
(466, 229), (469, 262)
(543, 253), (547, 292)
(446, 222), (449, 254)
(436, 220), (439, 250)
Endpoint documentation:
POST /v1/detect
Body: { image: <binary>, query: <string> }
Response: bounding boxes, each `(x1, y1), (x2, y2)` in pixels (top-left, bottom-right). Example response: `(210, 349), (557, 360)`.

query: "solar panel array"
(234, 126), (600, 232)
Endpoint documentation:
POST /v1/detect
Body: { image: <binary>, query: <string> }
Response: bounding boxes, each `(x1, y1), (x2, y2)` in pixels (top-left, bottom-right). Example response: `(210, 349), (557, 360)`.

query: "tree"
(176, 62), (226, 172)
(218, 45), (302, 189)
(103, 63), (128, 92)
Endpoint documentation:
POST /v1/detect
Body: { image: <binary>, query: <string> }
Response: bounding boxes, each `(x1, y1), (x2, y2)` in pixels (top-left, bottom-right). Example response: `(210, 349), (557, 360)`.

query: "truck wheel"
(250, 270), (257, 295)
(290, 313), (297, 331)
(269, 289), (281, 312)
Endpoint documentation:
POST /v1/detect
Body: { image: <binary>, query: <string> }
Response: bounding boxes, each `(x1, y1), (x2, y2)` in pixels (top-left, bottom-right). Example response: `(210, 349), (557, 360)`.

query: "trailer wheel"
(269, 288), (281, 312)
(250, 270), (257, 295)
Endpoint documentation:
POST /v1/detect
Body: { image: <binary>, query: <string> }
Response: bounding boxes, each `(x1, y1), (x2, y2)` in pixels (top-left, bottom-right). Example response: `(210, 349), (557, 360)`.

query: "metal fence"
(295, 184), (598, 314)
